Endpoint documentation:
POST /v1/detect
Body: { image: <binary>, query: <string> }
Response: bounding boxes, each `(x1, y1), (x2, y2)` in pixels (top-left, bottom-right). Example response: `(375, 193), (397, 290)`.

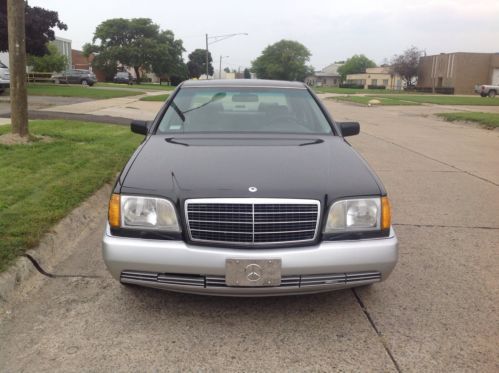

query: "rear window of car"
(156, 87), (332, 134)
(0, 62), (7, 68)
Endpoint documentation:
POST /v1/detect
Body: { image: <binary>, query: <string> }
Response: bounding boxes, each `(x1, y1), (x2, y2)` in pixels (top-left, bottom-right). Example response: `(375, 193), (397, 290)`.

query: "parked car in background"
(475, 84), (498, 98)
(102, 79), (398, 297)
(113, 71), (135, 85)
(51, 69), (97, 86)
(0, 61), (9, 95)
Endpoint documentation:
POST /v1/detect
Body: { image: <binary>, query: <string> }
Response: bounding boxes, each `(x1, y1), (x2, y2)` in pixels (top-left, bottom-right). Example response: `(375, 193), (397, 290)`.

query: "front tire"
(488, 90), (496, 98)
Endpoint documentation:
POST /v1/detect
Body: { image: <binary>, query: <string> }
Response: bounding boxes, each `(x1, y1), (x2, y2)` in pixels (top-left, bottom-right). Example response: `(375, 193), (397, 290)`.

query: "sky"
(29, 0), (499, 71)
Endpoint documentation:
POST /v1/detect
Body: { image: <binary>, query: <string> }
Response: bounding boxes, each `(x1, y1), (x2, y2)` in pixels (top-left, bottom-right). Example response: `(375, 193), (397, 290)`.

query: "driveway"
(0, 100), (498, 372)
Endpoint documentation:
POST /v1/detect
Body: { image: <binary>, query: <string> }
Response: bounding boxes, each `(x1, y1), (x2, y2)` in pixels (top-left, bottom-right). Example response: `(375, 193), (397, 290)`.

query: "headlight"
(324, 197), (391, 233)
(108, 194), (180, 231)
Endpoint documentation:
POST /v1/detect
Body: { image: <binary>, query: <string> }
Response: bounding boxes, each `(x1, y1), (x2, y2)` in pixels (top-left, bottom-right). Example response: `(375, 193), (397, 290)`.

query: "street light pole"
(205, 33), (248, 80)
(205, 34), (209, 79)
(219, 55), (229, 80)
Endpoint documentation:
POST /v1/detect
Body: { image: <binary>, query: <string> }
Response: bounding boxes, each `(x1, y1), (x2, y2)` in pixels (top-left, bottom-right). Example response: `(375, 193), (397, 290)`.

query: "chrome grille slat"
(186, 199), (320, 245)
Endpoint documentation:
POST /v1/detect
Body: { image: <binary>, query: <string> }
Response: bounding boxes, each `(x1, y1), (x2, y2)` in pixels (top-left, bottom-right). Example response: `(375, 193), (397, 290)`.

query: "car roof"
(181, 79), (307, 89)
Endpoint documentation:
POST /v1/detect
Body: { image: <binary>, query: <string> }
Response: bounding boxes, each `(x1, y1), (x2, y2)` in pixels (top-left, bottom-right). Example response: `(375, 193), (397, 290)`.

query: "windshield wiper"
(171, 101), (185, 122)
(169, 92), (225, 125)
(182, 92), (226, 115)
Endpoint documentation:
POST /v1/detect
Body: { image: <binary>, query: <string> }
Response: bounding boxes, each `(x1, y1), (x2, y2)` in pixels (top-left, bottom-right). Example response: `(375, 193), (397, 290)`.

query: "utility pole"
(7, 0), (28, 137)
(205, 34), (209, 79)
(219, 55), (228, 80)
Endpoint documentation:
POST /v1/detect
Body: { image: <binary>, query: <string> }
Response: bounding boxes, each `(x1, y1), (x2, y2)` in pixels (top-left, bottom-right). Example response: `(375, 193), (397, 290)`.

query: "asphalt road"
(0, 100), (498, 372)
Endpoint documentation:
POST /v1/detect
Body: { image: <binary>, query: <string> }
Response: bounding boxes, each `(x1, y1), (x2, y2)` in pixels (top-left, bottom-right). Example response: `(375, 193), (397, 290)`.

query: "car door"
(68, 70), (79, 84)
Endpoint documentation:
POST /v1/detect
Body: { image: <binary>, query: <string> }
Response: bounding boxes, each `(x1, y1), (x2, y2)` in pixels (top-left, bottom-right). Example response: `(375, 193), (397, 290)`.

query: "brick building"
(346, 67), (403, 90)
(71, 49), (106, 81)
(417, 52), (499, 94)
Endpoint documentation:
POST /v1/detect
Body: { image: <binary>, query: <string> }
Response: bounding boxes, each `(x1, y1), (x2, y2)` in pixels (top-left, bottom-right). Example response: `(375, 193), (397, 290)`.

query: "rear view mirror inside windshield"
(232, 93), (259, 102)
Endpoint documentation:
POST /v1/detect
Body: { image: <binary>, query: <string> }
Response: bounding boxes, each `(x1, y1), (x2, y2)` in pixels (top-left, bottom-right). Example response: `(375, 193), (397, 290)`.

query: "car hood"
(120, 134), (381, 203)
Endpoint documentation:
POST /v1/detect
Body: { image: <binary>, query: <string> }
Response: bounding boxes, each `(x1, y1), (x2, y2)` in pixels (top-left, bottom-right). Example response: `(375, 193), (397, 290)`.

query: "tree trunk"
(7, 0), (29, 137)
(133, 66), (141, 84)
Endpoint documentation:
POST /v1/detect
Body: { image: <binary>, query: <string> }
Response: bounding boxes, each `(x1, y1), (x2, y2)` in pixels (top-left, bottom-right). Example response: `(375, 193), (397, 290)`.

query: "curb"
(0, 184), (112, 305)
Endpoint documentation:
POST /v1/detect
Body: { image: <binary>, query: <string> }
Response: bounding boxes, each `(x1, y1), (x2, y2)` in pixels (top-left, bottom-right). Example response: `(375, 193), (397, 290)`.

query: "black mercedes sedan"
(102, 79), (398, 296)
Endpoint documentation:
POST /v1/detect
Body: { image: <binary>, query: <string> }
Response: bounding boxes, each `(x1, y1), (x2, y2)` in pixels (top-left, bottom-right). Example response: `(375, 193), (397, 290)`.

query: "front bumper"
(102, 224), (398, 296)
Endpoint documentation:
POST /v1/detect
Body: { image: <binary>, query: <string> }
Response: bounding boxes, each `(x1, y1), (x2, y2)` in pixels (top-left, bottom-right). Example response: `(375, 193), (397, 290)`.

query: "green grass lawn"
(315, 87), (408, 95)
(0, 120), (142, 272)
(98, 82), (176, 91)
(139, 93), (170, 102)
(27, 84), (144, 99)
(436, 112), (499, 128)
(334, 96), (421, 106)
(376, 95), (499, 106)
(334, 94), (499, 106)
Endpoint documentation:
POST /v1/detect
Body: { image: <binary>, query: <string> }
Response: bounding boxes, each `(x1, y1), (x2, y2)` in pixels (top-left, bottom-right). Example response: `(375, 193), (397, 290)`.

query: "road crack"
(352, 288), (402, 372)
(393, 223), (499, 230)
(362, 131), (499, 188)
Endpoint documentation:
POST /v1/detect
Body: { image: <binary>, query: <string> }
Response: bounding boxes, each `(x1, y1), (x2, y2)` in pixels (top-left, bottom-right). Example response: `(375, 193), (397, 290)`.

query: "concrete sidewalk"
(39, 92), (165, 121)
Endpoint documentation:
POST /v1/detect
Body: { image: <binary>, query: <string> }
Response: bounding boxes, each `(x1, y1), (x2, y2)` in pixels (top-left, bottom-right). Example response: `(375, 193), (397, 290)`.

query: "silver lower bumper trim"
(120, 270), (381, 296)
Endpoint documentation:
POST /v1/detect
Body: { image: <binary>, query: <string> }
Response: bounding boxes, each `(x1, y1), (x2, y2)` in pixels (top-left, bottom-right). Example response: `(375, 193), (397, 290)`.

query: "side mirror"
(131, 120), (149, 135)
(338, 122), (360, 137)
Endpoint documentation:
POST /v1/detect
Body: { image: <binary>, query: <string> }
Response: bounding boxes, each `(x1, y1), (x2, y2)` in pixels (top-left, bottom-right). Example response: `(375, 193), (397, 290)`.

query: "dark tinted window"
(157, 87), (332, 134)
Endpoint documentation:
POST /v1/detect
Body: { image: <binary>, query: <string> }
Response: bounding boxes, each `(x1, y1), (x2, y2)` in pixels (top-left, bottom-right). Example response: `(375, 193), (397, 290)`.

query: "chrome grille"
(185, 199), (320, 245)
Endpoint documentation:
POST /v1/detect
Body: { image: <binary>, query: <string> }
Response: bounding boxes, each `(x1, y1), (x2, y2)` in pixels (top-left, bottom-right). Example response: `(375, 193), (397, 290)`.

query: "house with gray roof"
(305, 63), (342, 87)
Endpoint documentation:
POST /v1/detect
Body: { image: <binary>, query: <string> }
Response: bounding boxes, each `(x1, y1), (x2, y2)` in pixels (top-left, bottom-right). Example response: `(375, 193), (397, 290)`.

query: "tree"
(243, 68), (251, 79)
(391, 46), (424, 87)
(223, 67), (230, 73)
(28, 43), (67, 72)
(187, 49), (213, 79)
(251, 40), (313, 81)
(82, 43), (116, 81)
(150, 30), (186, 83)
(337, 55), (376, 81)
(84, 18), (184, 82)
(0, 0), (67, 56)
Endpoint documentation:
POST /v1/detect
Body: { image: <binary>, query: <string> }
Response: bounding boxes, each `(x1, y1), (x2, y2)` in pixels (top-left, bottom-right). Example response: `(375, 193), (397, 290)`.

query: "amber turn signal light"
(381, 196), (391, 230)
(108, 194), (121, 228)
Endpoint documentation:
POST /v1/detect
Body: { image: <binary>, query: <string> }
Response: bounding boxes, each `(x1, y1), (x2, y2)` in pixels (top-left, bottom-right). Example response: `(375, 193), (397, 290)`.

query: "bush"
(411, 86), (455, 94)
(435, 87), (454, 95)
(367, 85), (386, 90)
(413, 87), (433, 93)
(339, 83), (364, 89)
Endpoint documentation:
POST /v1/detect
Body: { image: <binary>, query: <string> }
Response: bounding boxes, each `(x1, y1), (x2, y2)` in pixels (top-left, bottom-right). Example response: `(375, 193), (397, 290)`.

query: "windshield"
(156, 87), (333, 134)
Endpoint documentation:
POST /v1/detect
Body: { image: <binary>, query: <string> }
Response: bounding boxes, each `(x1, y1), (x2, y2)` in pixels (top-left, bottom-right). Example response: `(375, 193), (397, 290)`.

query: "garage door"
(492, 69), (499, 85)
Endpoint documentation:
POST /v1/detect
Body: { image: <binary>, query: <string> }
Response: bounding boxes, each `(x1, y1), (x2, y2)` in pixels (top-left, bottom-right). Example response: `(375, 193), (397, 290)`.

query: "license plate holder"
(225, 258), (281, 287)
